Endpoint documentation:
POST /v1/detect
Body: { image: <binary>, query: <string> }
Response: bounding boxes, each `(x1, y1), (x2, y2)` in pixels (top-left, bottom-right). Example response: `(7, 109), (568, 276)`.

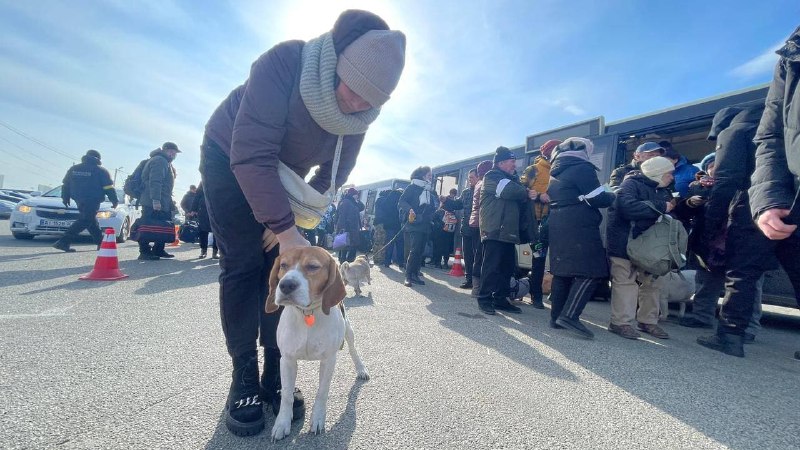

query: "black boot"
(53, 240), (76, 253)
(259, 347), (305, 421)
(493, 298), (522, 314)
(225, 352), (264, 436)
(477, 297), (496, 315)
(697, 327), (745, 358)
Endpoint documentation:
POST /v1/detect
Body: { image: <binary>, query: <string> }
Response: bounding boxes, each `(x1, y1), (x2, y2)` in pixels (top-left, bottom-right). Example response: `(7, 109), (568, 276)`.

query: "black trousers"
(720, 227), (800, 334)
(432, 229), (453, 266)
(338, 246), (357, 263)
(200, 136), (281, 358)
(405, 230), (428, 277)
(61, 201), (102, 245)
(198, 229), (218, 254)
(471, 228), (483, 279)
(462, 231), (475, 282)
(477, 240), (516, 302)
(549, 275), (599, 321)
(529, 245), (548, 300)
(138, 207), (167, 255)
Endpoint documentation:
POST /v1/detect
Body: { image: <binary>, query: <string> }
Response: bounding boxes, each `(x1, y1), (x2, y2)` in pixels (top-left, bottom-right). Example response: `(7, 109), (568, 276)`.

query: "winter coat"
(381, 190), (402, 230)
(750, 25), (800, 218)
(609, 162), (637, 189)
(140, 149), (176, 213)
(673, 155), (700, 198)
(61, 154), (118, 206)
(460, 186), (474, 233)
(203, 13), (383, 234)
(180, 191), (196, 215)
(335, 196), (361, 246)
(468, 180), (483, 229)
(520, 156), (552, 219)
(479, 168), (531, 244)
(547, 156), (615, 278)
(398, 182), (438, 234)
(704, 106), (764, 238)
(190, 185), (212, 233)
(606, 172), (672, 260)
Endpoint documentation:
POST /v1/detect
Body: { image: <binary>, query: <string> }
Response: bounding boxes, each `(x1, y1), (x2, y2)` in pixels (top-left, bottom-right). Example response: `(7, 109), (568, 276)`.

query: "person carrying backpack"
(606, 154), (675, 340)
(137, 142), (181, 260)
(53, 150), (118, 252)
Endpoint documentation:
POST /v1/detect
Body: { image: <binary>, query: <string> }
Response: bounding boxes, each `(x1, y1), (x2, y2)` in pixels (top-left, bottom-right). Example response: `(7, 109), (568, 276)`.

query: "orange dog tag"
(304, 314), (315, 327)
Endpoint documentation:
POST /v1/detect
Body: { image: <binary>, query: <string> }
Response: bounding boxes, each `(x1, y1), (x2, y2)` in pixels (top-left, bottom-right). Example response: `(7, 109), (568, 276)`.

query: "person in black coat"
(399, 166), (438, 287)
(546, 138), (615, 338)
(190, 183), (218, 259)
(459, 169), (478, 289)
(379, 189), (404, 268)
(335, 188), (362, 263)
(54, 150), (119, 252)
(606, 155), (674, 341)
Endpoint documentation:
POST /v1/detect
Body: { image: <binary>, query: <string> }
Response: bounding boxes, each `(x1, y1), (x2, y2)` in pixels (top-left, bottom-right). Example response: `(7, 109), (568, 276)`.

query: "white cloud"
(730, 42), (782, 79)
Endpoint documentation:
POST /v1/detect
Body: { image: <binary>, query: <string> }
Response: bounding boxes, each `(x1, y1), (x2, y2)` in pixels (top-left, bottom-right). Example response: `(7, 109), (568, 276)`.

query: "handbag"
(178, 220), (200, 243)
(278, 140), (342, 229)
(130, 214), (176, 244)
(332, 232), (349, 250)
(626, 202), (688, 276)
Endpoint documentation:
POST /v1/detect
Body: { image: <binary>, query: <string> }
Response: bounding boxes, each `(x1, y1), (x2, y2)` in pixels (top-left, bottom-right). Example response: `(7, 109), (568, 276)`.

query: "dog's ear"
(322, 255), (347, 315)
(265, 254), (282, 314)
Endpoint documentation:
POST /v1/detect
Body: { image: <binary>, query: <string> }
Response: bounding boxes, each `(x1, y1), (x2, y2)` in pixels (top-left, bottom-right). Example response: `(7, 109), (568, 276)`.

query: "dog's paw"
(309, 411), (326, 435)
(356, 366), (370, 381)
(271, 416), (292, 442)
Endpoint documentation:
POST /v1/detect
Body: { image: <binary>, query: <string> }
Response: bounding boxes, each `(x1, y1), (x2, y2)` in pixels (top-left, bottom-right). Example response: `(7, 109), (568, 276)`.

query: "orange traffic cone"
(168, 225), (180, 247)
(80, 228), (129, 281)
(448, 247), (465, 277)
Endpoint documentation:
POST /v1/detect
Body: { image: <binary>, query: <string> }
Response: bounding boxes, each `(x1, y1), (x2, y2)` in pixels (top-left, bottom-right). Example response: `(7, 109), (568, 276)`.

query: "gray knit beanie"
(336, 29), (406, 108)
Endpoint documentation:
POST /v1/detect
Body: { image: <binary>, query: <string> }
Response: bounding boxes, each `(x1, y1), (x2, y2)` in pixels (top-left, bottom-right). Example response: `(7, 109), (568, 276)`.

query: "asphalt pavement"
(1, 224), (799, 450)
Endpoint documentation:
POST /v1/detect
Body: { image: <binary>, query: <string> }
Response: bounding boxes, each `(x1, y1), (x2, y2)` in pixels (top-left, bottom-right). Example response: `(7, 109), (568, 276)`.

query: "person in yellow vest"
(519, 139), (561, 308)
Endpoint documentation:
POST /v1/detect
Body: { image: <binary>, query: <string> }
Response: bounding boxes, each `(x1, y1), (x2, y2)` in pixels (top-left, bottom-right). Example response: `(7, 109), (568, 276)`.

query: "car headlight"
(96, 211), (117, 219)
(16, 205), (32, 213)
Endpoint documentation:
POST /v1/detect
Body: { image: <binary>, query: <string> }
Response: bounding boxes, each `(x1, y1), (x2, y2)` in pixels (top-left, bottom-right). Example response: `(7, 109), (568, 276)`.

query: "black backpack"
(123, 159), (149, 200)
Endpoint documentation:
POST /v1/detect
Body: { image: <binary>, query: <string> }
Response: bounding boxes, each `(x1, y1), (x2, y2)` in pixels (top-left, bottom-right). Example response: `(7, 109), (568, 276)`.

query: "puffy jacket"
(61, 154), (118, 206)
(606, 172), (672, 260)
(750, 25), (800, 218)
(468, 180), (483, 228)
(520, 156), (552, 219)
(203, 11), (387, 233)
(398, 181), (438, 233)
(180, 190), (196, 214)
(609, 162), (638, 189)
(140, 149), (176, 212)
(479, 168), (529, 244)
(673, 155), (700, 198)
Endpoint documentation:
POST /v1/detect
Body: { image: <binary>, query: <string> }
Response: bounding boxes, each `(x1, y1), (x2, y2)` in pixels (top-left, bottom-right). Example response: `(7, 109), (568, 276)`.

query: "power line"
(0, 120), (80, 162)
(0, 147), (62, 185)
(0, 135), (67, 171)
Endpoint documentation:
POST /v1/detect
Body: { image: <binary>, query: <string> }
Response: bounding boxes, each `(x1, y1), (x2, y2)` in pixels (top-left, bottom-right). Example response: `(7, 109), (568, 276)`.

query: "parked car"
(0, 199), (16, 219)
(9, 186), (141, 243)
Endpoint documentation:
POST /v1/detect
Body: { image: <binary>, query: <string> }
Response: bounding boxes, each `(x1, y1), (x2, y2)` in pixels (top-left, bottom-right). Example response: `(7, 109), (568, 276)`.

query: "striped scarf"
(299, 32), (379, 135)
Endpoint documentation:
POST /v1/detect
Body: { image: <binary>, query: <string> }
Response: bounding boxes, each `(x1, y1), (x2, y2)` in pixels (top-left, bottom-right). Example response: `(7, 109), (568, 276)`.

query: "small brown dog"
(339, 255), (371, 297)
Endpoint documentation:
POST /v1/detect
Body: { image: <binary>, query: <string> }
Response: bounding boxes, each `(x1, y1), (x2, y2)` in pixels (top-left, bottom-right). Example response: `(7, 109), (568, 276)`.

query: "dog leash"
(368, 222), (408, 257)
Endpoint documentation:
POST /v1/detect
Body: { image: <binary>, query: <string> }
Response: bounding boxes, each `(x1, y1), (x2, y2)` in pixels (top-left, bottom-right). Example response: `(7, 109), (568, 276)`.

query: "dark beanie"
(493, 146), (516, 164)
(86, 149), (101, 160)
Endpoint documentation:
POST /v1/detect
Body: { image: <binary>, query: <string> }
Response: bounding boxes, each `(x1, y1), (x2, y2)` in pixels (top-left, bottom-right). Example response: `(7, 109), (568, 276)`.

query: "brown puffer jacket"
(468, 180), (483, 228)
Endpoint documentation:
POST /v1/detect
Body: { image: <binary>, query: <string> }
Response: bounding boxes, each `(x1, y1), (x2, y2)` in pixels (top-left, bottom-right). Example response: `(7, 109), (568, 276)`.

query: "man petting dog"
(200, 10), (405, 436)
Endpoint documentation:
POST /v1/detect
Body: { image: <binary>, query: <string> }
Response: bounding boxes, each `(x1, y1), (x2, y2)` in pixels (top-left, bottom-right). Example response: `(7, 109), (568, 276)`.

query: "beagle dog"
(266, 246), (369, 441)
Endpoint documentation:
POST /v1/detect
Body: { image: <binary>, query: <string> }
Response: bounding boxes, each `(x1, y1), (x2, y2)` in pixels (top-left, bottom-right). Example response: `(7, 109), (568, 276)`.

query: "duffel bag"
(179, 221), (200, 243)
(130, 215), (176, 244)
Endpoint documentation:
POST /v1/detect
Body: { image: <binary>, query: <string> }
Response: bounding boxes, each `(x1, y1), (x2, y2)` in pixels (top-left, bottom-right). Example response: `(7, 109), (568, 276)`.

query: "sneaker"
(493, 299), (522, 314)
(53, 241), (76, 253)
(477, 298), (496, 315)
(530, 297), (545, 309)
(138, 252), (160, 261)
(459, 281), (473, 289)
(744, 332), (755, 344)
(638, 323), (670, 339)
(679, 316), (713, 329)
(549, 320), (565, 329)
(608, 323), (640, 340)
(212, 251), (220, 260)
(555, 317), (594, 339)
(225, 354), (264, 436)
(154, 251), (175, 258)
(410, 275), (425, 286)
(404, 279), (413, 287)
(697, 332), (745, 357)
(199, 252), (207, 259)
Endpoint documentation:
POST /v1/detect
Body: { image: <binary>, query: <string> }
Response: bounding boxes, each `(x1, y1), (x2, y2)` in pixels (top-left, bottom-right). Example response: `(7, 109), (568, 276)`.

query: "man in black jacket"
(459, 169), (478, 288)
(138, 142), (180, 260)
(180, 185), (197, 217)
(701, 26), (800, 358)
(476, 147), (536, 315)
(54, 150), (118, 252)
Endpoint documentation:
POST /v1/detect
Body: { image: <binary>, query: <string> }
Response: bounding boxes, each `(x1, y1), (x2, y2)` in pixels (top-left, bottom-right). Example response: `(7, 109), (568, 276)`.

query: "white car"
(9, 186), (140, 243)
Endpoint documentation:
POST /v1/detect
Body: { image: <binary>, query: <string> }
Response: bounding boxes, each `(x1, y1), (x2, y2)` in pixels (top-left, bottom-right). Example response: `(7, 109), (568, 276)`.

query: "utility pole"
(113, 167), (123, 185)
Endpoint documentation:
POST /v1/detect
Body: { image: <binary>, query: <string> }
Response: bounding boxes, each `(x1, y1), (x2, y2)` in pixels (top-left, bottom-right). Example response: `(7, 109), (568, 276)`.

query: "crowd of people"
(51, 12), (799, 439)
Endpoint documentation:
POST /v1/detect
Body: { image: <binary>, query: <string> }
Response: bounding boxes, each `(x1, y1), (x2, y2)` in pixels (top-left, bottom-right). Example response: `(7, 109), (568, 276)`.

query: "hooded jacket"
(520, 156), (552, 219)
(140, 149), (176, 212)
(605, 171), (671, 260)
(479, 168), (532, 244)
(398, 181), (438, 234)
(750, 25), (800, 218)
(672, 155), (700, 198)
(61, 154), (118, 206)
(203, 11), (387, 234)
(547, 155), (615, 278)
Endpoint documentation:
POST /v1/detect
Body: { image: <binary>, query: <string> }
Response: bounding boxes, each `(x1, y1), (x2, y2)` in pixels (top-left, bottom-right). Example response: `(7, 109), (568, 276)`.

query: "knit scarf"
(411, 179), (431, 206)
(299, 32), (380, 136)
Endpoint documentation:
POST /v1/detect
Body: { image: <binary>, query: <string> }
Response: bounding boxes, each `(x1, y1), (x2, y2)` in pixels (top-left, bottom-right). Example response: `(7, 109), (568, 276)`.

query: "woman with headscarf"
(546, 137), (615, 339)
(399, 166), (438, 287)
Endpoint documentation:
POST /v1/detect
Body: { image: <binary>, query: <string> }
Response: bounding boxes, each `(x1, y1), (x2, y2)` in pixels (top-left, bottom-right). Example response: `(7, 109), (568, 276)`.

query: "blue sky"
(0, 0), (797, 196)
